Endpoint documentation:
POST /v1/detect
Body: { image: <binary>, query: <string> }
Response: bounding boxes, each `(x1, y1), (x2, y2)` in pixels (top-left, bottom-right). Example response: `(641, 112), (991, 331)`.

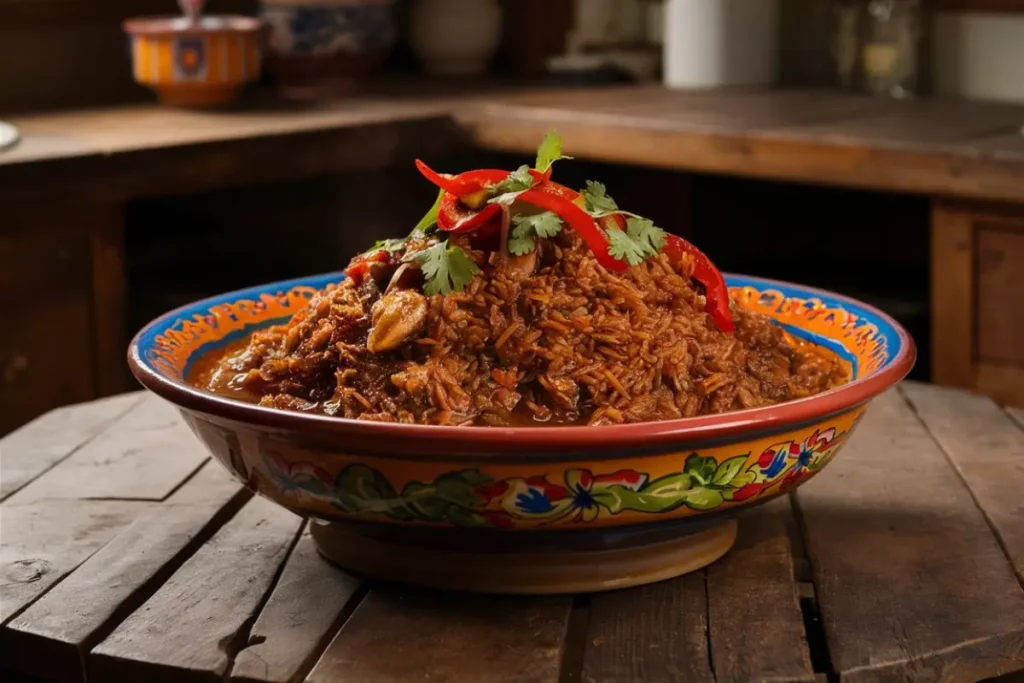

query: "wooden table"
(2, 381), (1024, 683)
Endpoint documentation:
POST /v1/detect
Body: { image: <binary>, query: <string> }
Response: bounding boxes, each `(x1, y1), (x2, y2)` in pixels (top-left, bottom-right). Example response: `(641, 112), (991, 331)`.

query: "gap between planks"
(0, 461), (251, 683)
(0, 392), (145, 502)
(900, 382), (1024, 589)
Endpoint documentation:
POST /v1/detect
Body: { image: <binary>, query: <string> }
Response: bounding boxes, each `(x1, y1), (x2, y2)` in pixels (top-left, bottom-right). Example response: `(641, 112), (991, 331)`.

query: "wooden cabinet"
(932, 201), (1024, 408)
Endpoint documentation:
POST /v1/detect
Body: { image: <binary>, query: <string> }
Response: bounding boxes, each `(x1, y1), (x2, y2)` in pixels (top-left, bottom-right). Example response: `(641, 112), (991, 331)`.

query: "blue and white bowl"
(259, 0), (396, 96)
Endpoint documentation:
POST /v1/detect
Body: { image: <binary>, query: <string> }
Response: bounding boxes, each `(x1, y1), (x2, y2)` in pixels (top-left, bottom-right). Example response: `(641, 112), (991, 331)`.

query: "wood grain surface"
(2, 384), (1023, 683)
(1, 464), (246, 683)
(89, 497), (303, 683)
(0, 500), (149, 625)
(230, 530), (362, 683)
(707, 498), (815, 683)
(307, 591), (571, 683)
(0, 392), (142, 501)
(797, 389), (1024, 683)
(581, 573), (713, 683)
(7, 88), (1024, 205)
(8, 393), (207, 503)
(901, 382), (1024, 580)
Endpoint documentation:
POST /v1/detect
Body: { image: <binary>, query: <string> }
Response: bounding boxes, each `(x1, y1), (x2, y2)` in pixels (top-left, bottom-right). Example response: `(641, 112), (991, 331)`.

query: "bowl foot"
(153, 85), (242, 107)
(309, 519), (738, 595)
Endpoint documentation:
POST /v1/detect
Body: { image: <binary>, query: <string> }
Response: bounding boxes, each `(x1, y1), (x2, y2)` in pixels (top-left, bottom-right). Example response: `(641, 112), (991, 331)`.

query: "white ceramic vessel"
(409, 0), (502, 76)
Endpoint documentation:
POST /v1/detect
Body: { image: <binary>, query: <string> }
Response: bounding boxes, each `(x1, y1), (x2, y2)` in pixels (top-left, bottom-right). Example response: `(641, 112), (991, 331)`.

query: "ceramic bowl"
(123, 15), (263, 107)
(128, 272), (914, 594)
(259, 0), (396, 99)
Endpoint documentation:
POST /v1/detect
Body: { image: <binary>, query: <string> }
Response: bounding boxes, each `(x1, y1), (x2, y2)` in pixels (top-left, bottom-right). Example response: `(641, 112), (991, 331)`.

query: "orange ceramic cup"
(123, 15), (263, 107)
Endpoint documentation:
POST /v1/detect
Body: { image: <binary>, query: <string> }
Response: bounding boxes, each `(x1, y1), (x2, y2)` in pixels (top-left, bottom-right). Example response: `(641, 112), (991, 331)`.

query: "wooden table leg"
(88, 200), (130, 397)
(930, 199), (975, 390)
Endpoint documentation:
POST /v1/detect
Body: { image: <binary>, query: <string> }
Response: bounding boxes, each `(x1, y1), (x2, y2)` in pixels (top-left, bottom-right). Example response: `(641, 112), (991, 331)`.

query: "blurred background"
(1, 0), (1022, 435)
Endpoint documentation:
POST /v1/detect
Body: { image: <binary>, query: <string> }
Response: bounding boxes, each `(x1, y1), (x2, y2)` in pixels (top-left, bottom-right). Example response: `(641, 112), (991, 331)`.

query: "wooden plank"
(460, 93), (1024, 205)
(707, 499), (815, 683)
(306, 591), (570, 683)
(1, 463), (246, 683)
(935, 0), (1024, 12)
(0, 499), (149, 625)
(580, 572), (713, 683)
(797, 389), (1024, 683)
(901, 381), (1024, 581)
(9, 393), (207, 503)
(0, 392), (142, 500)
(230, 530), (362, 683)
(89, 496), (303, 683)
(930, 201), (976, 390)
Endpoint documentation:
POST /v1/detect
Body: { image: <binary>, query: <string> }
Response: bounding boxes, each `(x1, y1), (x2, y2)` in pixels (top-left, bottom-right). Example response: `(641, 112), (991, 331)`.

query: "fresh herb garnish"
(360, 237), (408, 259)
(535, 131), (572, 173)
(492, 165), (534, 195)
(414, 188), (445, 233)
(582, 181), (619, 215)
(414, 240), (480, 295)
(604, 216), (667, 266)
(625, 216), (666, 255)
(508, 212), (563, 256)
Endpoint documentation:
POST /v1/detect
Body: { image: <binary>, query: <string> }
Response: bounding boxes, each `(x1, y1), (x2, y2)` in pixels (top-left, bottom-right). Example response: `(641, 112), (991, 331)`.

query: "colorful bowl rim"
(123, 15), (263, 36)
(127, 271), (916, 455)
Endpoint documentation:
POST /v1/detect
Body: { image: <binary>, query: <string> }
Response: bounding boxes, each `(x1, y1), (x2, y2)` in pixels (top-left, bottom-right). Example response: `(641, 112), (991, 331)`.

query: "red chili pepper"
(437, 192), (503, 233)
(663, 234), (734, 333)
(414, 160), (509, 197)
(518, 187), (627, 272)
(344, 248), (390, 282)
(415, 160), (548, 198)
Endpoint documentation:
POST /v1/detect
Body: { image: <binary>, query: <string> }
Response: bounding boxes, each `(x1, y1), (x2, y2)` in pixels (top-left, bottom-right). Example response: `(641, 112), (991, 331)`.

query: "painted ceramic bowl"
(123, 15), (263, 107)
(128, 272), (914, 594)
(259, 0), (396, 99)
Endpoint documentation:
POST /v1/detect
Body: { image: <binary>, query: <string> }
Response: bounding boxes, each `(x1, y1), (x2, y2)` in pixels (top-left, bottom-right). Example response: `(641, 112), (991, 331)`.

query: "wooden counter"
(2, 383), (1024, 683)
(2, 86), (1024, 429)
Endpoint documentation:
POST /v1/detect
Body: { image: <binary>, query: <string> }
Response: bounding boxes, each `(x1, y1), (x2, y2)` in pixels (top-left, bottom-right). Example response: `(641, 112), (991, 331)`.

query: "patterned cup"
(123, 15), (263, 107)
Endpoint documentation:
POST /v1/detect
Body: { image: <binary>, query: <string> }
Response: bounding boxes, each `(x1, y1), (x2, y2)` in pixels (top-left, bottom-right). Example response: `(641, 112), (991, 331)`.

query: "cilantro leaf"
(604, 216), (667, 266)
(582, 181), (619, 214)
(535, 131), (572, 173)
(360, 237), (407, 259)
(414, 240), (480, 295)
(626, 216), (666, 255)
(508, 212), (563, 256)
(492, 165), (534, 196)
(605, 227), (647, 266)
(507, 231), (535, 256)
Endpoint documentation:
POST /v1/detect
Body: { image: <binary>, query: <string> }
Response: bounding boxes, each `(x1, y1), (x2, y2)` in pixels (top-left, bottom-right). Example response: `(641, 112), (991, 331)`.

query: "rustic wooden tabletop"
(1, 382), (1023, 683)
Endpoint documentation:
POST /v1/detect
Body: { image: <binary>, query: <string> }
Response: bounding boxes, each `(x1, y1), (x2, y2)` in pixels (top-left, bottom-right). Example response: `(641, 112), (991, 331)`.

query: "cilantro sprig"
(413, 240), (480, 296)
(605, 216), (667, 265)
(508, 211), (563, 256)
(582, 181), (619, 215)
(580, 181), (667, 266)
(535, 130), (572, 173)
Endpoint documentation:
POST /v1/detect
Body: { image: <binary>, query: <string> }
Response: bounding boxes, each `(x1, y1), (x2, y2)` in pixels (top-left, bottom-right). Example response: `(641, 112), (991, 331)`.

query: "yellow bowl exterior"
(184, 406), (865, 530)
(130, 32), (261, 88)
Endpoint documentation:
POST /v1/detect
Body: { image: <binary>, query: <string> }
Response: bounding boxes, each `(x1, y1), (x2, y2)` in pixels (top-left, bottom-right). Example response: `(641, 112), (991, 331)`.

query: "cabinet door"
(976, 222), (1024, 407)
(932, 201), (1024, 408)
(0, 227), (94, 434)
